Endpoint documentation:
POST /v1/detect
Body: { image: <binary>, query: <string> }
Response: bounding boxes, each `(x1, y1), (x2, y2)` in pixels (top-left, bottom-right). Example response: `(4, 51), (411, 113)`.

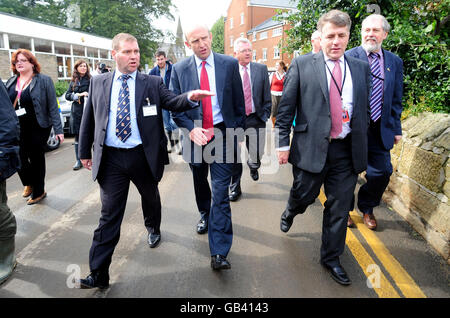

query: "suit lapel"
(250, 62), (257, 102)
(213, 53), (225, 110)
(313, 52), (329, 105)
(382, 48), (393, 96)
(103, 72), (114, 113)
(135, 72), (146, 118)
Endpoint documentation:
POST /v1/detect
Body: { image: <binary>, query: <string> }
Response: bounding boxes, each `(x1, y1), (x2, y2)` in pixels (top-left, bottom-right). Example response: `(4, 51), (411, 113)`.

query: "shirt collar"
(239, 63), (250, 71)
(323, 53), (345, 64)
(114, 70), (137, 81)
(364, 48), (384, 59)
(194, 53), (214, 68)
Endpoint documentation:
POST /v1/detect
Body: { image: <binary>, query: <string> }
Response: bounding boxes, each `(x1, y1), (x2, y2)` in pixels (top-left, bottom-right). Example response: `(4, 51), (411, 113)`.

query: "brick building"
(224, 0), (298, 70)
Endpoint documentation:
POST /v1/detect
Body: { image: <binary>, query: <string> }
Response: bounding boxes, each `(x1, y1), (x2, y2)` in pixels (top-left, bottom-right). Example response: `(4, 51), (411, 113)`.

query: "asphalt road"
(0, 134), (448, 299)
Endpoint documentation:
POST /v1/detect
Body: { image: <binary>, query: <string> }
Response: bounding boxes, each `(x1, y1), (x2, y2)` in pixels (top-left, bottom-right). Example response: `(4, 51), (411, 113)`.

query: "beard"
(362, 38), (382, 52)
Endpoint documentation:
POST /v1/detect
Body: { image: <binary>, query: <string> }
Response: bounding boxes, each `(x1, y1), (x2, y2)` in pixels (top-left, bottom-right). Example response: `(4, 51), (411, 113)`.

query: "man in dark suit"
(170, 25), (246, 270)
(229, 37), (271, 201)
(276, 10), (371, 285)
(149, 50), (179, 153)
(77, 33), (212, 289)
(346, 14), (404, 230)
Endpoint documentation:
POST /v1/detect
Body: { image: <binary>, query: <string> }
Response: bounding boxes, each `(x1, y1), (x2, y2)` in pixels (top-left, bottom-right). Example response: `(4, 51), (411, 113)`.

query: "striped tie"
(116, 74), (132, 142)
(369, 52), (383, 122)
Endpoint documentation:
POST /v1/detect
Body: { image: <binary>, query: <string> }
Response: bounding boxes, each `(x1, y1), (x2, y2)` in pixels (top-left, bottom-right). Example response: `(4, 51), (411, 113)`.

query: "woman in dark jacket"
(6, 49), (64, 205)
(65, 60), (91, 170)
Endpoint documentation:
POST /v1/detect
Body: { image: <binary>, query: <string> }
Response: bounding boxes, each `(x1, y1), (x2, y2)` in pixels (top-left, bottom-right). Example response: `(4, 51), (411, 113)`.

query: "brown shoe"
(363, 213), (377, 230)
(27, 192), (47, 205)
(347, 215), (355, 228)
(22, 186), (33, 198)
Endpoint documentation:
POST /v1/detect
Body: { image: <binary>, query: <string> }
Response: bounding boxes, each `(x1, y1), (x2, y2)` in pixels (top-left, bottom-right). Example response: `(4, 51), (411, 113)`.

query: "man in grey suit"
(229, 38), (271, 202)
(275, 10), (371, 285)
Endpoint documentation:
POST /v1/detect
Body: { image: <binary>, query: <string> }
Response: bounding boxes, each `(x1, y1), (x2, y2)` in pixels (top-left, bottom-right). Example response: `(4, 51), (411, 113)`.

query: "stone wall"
(0, 50), (11, 80)
(383, 112), (450, 263)
(35, 53), (58, 82)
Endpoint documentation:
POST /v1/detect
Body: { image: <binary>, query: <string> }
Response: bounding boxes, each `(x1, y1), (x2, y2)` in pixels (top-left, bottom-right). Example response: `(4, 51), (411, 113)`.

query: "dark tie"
(369, 52), (383, 122)
(329, 60), (343, 138)
(200, 61), (214, 141)
(116, 74), (131, 142)
(243, 65), (252, 115)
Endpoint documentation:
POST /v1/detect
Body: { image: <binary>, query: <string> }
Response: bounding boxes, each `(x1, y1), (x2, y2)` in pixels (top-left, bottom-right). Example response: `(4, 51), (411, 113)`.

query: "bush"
(54, 80), (69, 97)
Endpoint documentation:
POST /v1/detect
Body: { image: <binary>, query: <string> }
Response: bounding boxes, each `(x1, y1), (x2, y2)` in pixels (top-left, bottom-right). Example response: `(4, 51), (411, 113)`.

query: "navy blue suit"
(170, 53), (245, 258)
(346, 46), (403, 214)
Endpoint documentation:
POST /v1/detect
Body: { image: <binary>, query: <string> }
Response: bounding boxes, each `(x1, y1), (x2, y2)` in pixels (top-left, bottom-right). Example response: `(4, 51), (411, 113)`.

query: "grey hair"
(311, 30), (321, 40)
(317, 10), (351, 32)
(233, 37), (252, 53)
(362, 14), (391, 33)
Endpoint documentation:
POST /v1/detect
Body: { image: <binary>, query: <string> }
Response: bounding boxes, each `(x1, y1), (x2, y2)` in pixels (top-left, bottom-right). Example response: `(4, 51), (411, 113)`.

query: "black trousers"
(230, 113), (266, 192)
(286, 136), (357, 267)
(89, 145), (161, 272)
(18, 124), (51, 199)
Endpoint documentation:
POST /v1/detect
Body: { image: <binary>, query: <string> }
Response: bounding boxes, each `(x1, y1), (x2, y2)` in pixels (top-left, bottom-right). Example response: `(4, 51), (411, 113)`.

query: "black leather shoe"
(250, 169), (259, 181)
(148, 233), (161, 248)
(79, 270), (109, 289)
(229, 190), (242, 202)
(280, 210), (294, 233)
(211, 255), (231, 270)
(322, 263), (351, 286)
(197, 217), (208, 234)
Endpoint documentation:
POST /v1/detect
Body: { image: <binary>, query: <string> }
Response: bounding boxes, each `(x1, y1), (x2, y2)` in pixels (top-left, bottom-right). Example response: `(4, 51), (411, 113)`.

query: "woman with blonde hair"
(6, 49), (63, 205)
(65, 59), (91, 170)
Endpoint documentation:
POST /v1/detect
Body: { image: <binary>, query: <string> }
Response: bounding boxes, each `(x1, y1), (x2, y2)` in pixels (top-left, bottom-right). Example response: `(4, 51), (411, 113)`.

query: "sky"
(153, 0), (232, 44)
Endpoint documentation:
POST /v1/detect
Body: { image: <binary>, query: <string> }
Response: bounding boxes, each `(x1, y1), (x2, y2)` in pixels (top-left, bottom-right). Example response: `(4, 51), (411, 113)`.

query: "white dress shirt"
(193, 53), (224, 125)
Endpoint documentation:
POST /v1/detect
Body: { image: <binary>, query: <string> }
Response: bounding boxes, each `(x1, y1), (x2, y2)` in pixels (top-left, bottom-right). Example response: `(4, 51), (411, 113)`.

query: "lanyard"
(325, 57), (347, 98)
(15, 76), (32, 107)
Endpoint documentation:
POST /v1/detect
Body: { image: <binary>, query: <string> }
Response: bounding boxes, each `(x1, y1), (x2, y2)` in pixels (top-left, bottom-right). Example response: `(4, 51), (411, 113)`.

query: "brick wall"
(36, 53), (58, 82)
(0, 50), (11, 80)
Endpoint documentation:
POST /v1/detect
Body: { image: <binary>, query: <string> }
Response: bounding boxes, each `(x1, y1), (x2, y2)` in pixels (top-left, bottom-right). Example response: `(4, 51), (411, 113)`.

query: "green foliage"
(0, 0), (174, 65)
(211, 16), (225, 54)
(280, 0), (450, 115)
(54, 80), (69, 97)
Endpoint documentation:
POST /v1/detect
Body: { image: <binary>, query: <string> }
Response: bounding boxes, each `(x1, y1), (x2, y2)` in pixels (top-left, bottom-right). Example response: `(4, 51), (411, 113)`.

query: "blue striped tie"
(369, 52), (383, 122)
(116, 74), (132, 142)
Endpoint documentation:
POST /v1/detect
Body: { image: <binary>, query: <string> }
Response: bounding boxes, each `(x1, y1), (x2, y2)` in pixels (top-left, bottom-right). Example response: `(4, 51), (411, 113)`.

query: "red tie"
(200, 61), (214, 141)
(243, 65), (252, 115)
(329, 60), (343, 138)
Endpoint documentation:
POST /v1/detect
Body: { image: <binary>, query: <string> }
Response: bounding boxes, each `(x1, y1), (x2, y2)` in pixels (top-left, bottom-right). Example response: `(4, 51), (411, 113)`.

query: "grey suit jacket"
(275, 51), (371, 174)
(247, 62), (272, 123)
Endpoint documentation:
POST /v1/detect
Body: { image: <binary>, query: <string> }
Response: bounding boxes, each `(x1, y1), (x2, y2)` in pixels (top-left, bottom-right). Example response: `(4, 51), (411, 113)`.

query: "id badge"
(143, 105), (157, 117)
(342, 109), (350, 123)
(16, 108), (26, 117)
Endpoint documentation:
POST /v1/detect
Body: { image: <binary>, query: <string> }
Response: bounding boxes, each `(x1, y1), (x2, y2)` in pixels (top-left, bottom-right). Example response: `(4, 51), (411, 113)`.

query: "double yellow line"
(318, 191), (426, 298)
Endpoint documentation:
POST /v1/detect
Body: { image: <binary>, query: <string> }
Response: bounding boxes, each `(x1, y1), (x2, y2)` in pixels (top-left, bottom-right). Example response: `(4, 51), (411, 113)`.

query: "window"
(0, 34), (4, 48)
(240, 13), (244, 25)
(100, 49), (109, 59)
(34, 38), (52, 53)
(57, 56), (72, 78)
(230, 36), (234, 48)
(260, 32), (268, 40)
(87, 47), (98, 58)
(9, 34), (31, 50)
(230, 17), (233, 29)
(54, 41), (70, 55)
(262, 48), (267, 61)
(252, 50), (256, 62)
(274, 47), (280, 59)
(252, 32), (257, 42)
(240, 33), (244, 38)
(72, 44), (85, 57)
(272, 27), (283, 37)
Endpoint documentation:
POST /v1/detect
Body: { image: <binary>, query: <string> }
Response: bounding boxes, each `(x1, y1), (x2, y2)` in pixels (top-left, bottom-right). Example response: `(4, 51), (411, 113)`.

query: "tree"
(279, 0), (449, 115)
(0, 0), (175, 65)
(211, 16), (225, 54)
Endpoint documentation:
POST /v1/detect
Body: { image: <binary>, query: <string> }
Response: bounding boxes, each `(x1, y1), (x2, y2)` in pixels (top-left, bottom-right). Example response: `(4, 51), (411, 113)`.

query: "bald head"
(184, 24), (213, 60)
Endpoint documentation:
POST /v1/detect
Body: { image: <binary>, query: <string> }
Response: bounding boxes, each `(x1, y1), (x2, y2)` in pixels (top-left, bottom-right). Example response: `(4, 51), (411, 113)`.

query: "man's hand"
(277, 150), (290, 165)
(57, 134), (64, 143)
(394, 135), (402, 144)
(81, 159), (92, 170)
(189, 127), (209, 146)
(188, 90), (215, 102)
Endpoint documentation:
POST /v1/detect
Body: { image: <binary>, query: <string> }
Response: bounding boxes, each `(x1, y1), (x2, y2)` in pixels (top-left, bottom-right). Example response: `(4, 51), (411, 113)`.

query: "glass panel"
(87, 47), (97, 58)
(34, 38), (52, 53)
(72, 44), (85, 57)
(0, 34), (4, 48)
(57, 56), (64, 78)
(9, 34), (31, 50)
(100, 49), (108, 59)
(65, 57), (72, 78)
(55, 42), (70, 55)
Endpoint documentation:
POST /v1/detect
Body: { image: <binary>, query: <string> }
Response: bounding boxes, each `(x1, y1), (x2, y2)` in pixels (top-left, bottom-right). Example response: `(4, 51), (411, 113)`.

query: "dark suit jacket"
(169, 52), (246, 163)
(248, 62), (271, 123)
(78, 71), (196, 181)
(149, 61), (172, 89)
(346, 46), (403, 150)
(6, 74), (63, 135)
(276, 51), (371, 174)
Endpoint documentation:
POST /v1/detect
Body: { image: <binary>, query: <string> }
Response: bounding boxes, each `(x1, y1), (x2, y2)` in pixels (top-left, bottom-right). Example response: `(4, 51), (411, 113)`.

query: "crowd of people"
(0, 10), (403, 289)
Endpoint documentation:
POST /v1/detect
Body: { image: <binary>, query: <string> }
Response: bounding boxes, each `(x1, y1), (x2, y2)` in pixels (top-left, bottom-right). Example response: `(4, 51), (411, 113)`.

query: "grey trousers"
(0, 180), (16, 240)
